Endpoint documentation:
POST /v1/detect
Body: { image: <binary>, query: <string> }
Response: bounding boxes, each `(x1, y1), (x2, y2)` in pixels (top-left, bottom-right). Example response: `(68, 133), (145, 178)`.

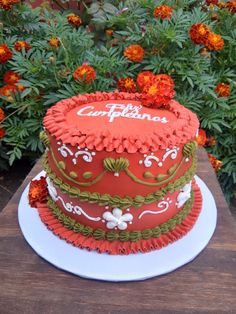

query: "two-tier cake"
(33, 91), (202, 254)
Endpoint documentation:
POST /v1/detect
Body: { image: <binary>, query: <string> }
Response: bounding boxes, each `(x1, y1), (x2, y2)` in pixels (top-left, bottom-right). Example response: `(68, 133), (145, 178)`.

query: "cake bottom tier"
(34, 180), (202, 255)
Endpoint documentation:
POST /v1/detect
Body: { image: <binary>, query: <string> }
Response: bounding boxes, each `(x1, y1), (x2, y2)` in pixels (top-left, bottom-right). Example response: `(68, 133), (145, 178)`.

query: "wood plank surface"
(0, 148), (236, 314)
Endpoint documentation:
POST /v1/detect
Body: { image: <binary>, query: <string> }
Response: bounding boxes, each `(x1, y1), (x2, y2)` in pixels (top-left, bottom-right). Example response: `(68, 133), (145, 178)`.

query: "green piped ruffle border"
(42, 153), (197, 209)
(46, 191), (194, 242)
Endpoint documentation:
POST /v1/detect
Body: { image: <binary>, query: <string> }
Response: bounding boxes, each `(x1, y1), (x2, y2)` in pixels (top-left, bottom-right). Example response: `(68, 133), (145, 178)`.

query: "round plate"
(18, 172), (217, 282)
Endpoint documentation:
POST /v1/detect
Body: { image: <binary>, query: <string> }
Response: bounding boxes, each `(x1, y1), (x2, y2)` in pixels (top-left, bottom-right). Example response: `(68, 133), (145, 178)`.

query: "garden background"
(0, 0), (235, 206)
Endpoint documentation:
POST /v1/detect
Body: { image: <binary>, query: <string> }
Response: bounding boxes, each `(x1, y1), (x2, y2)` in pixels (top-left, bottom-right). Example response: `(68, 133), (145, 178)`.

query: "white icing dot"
(105, 206), (109, 209)
(114, 172), (119, 177)
(167, 197), (170, 201)
(151, 152), (154, 155)
(139, 160), (143, 164)
(127, 208), (130, 212)
(144, 154), (147, 157)
(102, 219), (105, 223)
(129, 222), (132, 224)
(186, 158), (189, 162)
(177, 147), (180, 151)
(158, 162), (163, 167)
(92, 152), (96, 156)
(85, 148), (88, 151)
(72, 158), (76, 165)
(115, 227), (118, 230)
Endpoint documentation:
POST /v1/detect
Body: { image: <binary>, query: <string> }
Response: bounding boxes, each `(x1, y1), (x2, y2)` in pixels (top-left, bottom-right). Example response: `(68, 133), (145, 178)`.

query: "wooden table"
(0, 148), (236, 314)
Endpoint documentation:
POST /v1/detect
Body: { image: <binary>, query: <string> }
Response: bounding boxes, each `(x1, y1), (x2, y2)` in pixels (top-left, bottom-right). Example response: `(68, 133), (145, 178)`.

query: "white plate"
(18, 172), (217, 282)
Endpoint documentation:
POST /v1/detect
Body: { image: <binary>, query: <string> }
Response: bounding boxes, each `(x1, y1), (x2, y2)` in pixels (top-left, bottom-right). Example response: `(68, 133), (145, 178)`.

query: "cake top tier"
(44, 92), (199, 153)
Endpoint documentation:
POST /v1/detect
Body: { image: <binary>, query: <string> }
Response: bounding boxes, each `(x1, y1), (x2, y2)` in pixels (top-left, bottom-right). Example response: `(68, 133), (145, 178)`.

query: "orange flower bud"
(0, 44), (12, 64)
(117, 78), (137, 93)
(3, 70), (21, 84)
(14, 41), (31, 52)
(205, 32), (224, 50)
(67, 14), (82, 27)
(0, 108), (5, 122)
(196, 129), (207, 146)
(124, 45), (145, 62)
(215, 82), (230, 97)
(153, 5), (173, 19)
(73, 65), (96, 83)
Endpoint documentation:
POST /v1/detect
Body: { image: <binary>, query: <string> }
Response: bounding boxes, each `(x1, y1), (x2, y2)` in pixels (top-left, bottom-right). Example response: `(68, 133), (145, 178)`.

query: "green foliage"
(0, 0), (236, 203)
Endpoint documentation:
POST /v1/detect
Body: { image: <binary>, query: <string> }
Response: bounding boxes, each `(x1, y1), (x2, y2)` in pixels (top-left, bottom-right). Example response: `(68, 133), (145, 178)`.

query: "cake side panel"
(46, 133), (197, 198)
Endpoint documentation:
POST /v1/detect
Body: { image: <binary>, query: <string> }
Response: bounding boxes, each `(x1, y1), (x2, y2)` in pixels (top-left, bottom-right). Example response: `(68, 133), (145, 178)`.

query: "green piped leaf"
(83, 171), (93, 179)
(168, 164), (177, 175)
(183, 141), (197, 157)
(58, 161), (65, 170)
(69, 171), (78, 179)
(39, 131), (50, 147)
(103, 157), (129, 172)
(155, 173), (168, 181)
(143, 171), (154, 178)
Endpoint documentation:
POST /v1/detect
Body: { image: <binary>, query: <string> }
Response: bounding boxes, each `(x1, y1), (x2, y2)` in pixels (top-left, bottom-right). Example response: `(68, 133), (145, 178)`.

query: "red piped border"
(34, 181), (202, 255)
(43, 92), (199, 153)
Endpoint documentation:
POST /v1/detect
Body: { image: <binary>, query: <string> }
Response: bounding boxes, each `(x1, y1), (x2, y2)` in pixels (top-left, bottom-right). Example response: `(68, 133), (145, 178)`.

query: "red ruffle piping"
(43, 92), (199, 153)
(34, 181), (202, 255)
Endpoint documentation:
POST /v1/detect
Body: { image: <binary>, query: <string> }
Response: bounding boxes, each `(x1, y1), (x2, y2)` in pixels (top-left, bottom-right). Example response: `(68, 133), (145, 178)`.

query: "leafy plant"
(0, 0), (235, 203)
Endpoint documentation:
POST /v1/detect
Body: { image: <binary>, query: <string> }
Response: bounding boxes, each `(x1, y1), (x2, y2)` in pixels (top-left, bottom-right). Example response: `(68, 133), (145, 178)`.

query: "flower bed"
(0, 0), (235, 203)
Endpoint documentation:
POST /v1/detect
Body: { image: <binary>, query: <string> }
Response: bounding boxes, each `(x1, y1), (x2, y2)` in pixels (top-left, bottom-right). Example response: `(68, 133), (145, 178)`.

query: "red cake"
(35, 91), (202, 254)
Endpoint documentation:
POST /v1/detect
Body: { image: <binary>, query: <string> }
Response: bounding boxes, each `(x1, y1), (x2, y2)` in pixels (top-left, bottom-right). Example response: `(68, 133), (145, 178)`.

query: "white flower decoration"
(177, 181), (192, 208)
(102, 208), (133, 230)
(46, 177), (58, 202)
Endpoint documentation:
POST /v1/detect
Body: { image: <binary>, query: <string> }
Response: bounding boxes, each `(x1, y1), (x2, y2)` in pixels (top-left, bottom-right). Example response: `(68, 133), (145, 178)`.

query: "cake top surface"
(44, 92), (199, 153)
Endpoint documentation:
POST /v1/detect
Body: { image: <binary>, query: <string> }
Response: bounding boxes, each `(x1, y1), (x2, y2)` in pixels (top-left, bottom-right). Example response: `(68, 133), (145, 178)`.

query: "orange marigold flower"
(0, 108), (5, 122)
(48, 37), (60, 48)
(206, 136), (217, 146)
(215, 82), (230, 97)
(142, 80), (175, 108)
(205, 32), (224, 50)
(0, 85), (18, 97)
(14, 41), (32, 52)
(0, 128), (5, 139)
(0, 44), (12, 64)
(226, 1), (236, 13)
(73, 64), (96, 83)
(124, 44), (145, 62)
(206, 0), (219, 5)
(67, 14), (82, 27)
(28, 176), (48, 207)
(16, 85), (26, 92)
(0, 0), (19, 10)
(3, 70), (21, 84)
(0, 84), (25, 98)
(153, 5), (173, 19)
(137, 71), (156, 91)
(118, 78), (137, 93)
(155, 74), (175, 89)
(196, 129), (207, 146)
(189, 24), (210, 45)
(105, 29), (114, 36)
(208, 154), (222, 171)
